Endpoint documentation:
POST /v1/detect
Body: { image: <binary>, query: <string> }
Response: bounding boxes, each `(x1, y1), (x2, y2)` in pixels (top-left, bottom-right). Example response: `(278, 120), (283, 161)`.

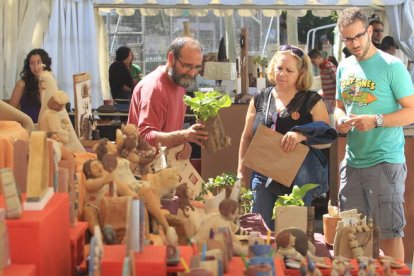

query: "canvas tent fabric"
(0, 0), (413, 104)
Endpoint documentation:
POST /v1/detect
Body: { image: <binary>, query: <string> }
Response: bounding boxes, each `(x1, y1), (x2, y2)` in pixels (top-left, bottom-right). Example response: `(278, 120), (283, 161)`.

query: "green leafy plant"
(253, 55), (268, 68)
(195, 173), (253, 215)
(183, 91), (232, 122)
(274, 184), (319, 207)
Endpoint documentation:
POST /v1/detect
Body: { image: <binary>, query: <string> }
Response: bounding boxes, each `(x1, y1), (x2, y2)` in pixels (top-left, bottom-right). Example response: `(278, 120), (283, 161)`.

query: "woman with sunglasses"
(237, 45), (331, 230)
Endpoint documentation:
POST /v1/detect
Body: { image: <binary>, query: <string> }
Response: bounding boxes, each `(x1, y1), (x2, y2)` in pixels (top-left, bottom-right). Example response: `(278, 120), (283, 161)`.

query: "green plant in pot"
(195, 172), (253, 215)
(272, 184), (319, 241)
(253, 55), (268, 78)
(184, 91), (232, 153)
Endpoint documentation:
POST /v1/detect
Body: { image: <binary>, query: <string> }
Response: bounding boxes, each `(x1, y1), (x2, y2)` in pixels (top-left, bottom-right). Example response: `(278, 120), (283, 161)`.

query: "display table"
(101, 245), (167, 276)
(0, 193), (71, 276)
(69, 221), (88, 275)
(2, 264), (37, 276)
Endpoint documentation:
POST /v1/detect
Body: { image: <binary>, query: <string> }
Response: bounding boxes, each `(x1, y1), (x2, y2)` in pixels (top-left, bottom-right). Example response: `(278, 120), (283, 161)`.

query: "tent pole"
(261, 16), (274, 57)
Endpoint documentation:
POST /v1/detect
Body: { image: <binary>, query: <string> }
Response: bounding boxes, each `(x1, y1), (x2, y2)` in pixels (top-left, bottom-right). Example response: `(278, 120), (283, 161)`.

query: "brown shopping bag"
(242, 124), (309, 187)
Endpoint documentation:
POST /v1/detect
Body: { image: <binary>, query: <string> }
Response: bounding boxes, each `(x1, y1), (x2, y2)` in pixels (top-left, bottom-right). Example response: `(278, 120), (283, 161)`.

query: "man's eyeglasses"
(341, 29), (368, 44)
(374, 29), (384, 33)
(175, 56), (202, 72)
(279, 45), (304, 58)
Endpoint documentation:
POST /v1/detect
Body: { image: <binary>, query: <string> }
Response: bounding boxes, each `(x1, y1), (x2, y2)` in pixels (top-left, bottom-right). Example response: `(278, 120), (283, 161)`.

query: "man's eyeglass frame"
(175, 56), (202, 72)
(341, 28), (368, 44)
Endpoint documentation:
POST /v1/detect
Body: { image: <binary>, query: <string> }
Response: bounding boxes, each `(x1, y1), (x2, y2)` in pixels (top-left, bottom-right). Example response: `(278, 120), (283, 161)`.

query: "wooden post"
(240, 28), (249, 95)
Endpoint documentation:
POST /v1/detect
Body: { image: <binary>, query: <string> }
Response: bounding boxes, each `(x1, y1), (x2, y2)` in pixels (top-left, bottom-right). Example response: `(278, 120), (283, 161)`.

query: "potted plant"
(253, 55), (268, 78)
(184, 91), (232, 153)
(272, 184), (318, 241)
(195, 172), (253, 215)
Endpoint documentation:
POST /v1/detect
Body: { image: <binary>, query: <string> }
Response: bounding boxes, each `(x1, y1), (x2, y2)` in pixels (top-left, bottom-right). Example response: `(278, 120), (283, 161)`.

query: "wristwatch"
(375, 114), (384, 128)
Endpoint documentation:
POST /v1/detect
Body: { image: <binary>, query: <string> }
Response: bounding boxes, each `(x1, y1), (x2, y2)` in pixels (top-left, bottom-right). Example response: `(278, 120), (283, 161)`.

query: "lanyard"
(265, 88), (278, 130)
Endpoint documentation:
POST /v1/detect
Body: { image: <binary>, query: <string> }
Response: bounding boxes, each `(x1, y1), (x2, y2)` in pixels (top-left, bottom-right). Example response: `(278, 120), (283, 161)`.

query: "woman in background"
(237, 45), (332, 230)
(10, 49), (52, 123)
(109, 46), (134, 102)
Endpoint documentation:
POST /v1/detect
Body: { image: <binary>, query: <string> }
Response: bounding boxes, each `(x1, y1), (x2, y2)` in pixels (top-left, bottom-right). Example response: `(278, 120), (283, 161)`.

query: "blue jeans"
(250, 148), (328, 231)
(251, 172), (291, 231)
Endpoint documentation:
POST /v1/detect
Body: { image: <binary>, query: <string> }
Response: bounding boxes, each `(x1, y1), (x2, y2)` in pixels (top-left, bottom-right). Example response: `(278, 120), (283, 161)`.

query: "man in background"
(369, 16), (384, 49)
(308, 49), (337, 114)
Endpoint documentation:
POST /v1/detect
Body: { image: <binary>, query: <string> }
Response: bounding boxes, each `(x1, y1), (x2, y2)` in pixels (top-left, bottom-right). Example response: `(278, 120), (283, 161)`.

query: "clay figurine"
(38, 70), (84, 152)
(194, 198), (247, 256)
(93, 138), (178, 241)
(117, 124), (156, 177)
(38, 90), (71, 146)
(275, 229), (304, 261)
(82, 158), (136, 236)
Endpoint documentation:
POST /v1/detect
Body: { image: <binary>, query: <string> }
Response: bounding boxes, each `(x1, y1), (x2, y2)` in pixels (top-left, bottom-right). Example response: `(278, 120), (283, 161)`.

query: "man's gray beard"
(168, 67), (196, 89)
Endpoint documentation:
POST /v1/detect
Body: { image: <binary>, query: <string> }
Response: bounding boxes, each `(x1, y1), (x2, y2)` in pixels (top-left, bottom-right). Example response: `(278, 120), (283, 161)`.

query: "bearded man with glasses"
(128, 37), (208, 160)
(335, 7), (414, 260)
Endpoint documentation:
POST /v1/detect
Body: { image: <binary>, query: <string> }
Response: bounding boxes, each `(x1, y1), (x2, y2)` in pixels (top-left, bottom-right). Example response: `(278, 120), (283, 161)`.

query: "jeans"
(251, 172), (290, 231)
(250, 148), (328, 231)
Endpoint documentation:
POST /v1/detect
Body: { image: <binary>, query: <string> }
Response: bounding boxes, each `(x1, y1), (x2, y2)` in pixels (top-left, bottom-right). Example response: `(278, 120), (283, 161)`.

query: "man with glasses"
(369, 16), (384, 49)
(335, 7), (414, 260)
(128, 37), (208, 159)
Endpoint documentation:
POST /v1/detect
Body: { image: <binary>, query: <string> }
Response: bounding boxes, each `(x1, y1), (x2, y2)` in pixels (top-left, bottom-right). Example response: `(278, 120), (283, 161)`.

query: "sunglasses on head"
(279, 45), (304, 58)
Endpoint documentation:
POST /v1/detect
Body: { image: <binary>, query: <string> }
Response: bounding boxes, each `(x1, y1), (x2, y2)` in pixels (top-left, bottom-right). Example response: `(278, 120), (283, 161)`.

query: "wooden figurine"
(194, 198), (247, 256)
(125, 199), (145, 253)
(93, 139), (178, 243)
(0, 169), (22, 219)
(275, 229), (304, 261)
(13, 139), (29, 193)
(46, 131), (78, 225)
(175, 182), (199, 235)
(38, 91), (71, 146)
(82, 158), (136, 238)
(116, 124), (156, 178)
(38, 71), (84, 152)
(26, 131), (50, 202)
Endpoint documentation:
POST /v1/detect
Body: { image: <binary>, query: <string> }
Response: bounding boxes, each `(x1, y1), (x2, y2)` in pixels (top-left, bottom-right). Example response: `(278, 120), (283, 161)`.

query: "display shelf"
(0, 193), (71, 276)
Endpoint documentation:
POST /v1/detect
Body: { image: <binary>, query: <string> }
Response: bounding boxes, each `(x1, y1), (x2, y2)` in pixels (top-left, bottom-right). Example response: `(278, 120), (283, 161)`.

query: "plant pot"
(198, 115), (231, 153)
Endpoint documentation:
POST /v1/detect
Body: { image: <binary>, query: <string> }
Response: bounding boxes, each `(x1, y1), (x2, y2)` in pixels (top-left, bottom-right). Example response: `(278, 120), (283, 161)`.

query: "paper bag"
(275, 206), (314, 242)
(242, 124), (309, 187)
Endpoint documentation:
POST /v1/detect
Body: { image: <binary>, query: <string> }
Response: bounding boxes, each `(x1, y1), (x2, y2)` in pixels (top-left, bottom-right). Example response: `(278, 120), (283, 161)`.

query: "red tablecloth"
(2, 264), (36, 276)
(102, 245), (167, 276)
(0, 193), (71, 276)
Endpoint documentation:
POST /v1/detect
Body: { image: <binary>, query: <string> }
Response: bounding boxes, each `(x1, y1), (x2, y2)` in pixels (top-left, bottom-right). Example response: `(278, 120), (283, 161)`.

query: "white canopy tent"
(0, 0), (412, 107)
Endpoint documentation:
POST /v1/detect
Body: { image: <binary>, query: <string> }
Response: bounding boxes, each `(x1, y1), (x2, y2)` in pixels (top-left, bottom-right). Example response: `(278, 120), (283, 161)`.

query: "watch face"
(376, 115), (383, 126)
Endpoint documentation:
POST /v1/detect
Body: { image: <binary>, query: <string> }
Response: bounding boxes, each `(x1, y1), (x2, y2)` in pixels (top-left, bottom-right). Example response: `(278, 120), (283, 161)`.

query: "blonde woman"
(237, 45), (331, 230)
